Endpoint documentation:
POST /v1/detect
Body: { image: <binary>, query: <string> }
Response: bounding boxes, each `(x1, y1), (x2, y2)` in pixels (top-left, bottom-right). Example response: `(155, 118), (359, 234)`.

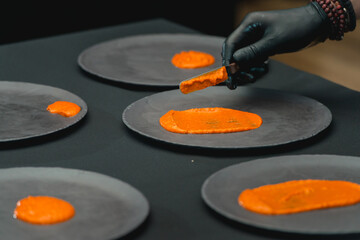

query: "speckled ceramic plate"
(0, 167), (149, 240)
(78, 33), (224, 87)
(122, 86), (332, 149)
(201, 155), (360, 234)
(0, 81), (87, 142)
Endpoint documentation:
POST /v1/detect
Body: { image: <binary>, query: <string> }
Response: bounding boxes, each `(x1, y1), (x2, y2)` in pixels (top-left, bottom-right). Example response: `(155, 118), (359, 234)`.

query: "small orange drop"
(47, 101), (81, 117)
(171, 50), (215, 69)
(14, 196), (75, 224)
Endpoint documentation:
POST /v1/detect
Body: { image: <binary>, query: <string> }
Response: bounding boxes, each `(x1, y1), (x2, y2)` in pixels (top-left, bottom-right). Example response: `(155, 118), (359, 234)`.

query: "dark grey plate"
(0, 81), (87, 142)
(201, 155), (360, 234)
(0, 167), (149, 240)
(78, 33), (224, 86)
(122, 87), (332, 149)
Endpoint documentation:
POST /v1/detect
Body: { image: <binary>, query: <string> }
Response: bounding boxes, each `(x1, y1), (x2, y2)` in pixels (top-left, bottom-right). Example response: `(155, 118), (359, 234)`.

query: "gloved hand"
(222, 2), (330, 89)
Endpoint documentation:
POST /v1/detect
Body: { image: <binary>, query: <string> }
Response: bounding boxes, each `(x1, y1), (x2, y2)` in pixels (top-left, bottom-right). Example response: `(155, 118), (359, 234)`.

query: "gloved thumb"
(232, 38), (271, 69)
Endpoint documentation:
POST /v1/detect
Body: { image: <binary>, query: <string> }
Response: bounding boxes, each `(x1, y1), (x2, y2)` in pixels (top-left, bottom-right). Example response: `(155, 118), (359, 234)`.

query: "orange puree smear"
(159, 107), (262, 134)
(239, 179), (360, 215)
(180, 66), (228, 94)
(14, 196), (75, 224)
(171, 50), (215, 69)
(47, 101), (81, 117)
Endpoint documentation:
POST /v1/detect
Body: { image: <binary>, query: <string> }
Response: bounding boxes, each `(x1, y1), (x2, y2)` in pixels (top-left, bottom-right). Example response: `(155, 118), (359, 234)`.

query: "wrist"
(350, 0), (360, 18)
(311, 0), (357, 40)
(339, 0), (357, 30)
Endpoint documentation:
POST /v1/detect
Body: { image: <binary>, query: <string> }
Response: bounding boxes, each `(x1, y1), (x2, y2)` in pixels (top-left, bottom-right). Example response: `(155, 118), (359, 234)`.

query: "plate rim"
(122, 87), (332, 149)
(0, 166), (150, 239)
(0, 81), (88, 142)
(201, 154), (360, 234)
(77, 33), (225, 87)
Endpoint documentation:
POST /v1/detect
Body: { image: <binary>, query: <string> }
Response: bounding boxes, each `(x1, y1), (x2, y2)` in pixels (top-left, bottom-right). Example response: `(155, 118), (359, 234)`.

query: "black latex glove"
(222, 2), (330, 89)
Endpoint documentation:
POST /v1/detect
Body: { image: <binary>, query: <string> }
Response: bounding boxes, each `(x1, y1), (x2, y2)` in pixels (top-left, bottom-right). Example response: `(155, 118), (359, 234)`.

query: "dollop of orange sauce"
(239, 179), (360, 215)
(180, 66), (228, 94)
(47, 101), (81, 117)
(171, 50), (215, 69)
(14, 196), (75, 225)
(159, 107), (262, 134)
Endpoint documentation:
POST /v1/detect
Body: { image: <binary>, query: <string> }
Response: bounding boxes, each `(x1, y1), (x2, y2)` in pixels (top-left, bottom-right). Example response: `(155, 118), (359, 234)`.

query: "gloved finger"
(232, 37), (272, 69)
(226, 71), (255, 89)
(225, 75), (238, 90)
(222, 40), (235, 67)
(222, 16), (265, 67)
(226, 61), (268, 88)
(248, 60), (269, 79)
(225, 63), (240, 90)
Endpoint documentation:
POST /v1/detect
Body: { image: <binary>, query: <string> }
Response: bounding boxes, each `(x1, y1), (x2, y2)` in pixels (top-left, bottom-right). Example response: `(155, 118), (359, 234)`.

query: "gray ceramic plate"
(0, 81), (87, 142)
(122, 87), (332, 149)
(78, 33), (224, 86)
(0, 167), (149, 240)
(201, 155), (360, 234)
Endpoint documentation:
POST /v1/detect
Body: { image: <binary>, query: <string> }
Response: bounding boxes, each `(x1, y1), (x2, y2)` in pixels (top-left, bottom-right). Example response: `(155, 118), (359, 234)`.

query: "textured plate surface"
(0, 167), (149, 240)
(78, 33), (224, 86)
(0, 81), (87, 142)
(201, 155), (360, 234)
(122, 87), (332, 149)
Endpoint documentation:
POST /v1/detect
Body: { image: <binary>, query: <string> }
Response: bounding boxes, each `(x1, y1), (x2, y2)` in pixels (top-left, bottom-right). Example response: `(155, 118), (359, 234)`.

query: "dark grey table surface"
(1, 18), (360, 240)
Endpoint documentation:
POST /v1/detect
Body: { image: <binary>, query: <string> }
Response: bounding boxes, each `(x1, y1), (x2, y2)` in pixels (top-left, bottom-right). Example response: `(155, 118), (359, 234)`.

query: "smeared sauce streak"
(14, 196), (75, 224)
(171, 50), (215, 69)
(47, 101), (81, 117)
(239, 179), (360, 215)
(160, 107), (262, 134)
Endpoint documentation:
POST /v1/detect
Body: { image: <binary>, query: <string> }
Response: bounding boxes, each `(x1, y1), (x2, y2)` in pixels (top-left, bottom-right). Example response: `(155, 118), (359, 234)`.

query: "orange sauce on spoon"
(179, 66), (228, 94)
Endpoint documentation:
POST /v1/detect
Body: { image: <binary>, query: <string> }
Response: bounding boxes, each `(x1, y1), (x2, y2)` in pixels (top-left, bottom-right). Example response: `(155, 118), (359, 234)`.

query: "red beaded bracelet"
(312, 0), (352, 40)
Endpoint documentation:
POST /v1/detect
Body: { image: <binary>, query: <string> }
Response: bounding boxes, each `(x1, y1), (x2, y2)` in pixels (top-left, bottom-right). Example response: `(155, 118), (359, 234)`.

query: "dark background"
(0, 2), (238, 45)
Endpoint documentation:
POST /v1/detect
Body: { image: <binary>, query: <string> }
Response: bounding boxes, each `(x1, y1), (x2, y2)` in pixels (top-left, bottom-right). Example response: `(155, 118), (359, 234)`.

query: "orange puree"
(180, 66), (228, 94)
(171, 50), (215, 69)
(239, 179), (360, 215)
(47, 101), (81, 117)
(14, 196), (75, 224)
(159, 107), (262, 134)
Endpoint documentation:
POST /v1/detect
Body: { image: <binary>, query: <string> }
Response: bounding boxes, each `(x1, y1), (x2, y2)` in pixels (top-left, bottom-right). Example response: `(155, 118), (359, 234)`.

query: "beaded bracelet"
(311, 0), (356, 40)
